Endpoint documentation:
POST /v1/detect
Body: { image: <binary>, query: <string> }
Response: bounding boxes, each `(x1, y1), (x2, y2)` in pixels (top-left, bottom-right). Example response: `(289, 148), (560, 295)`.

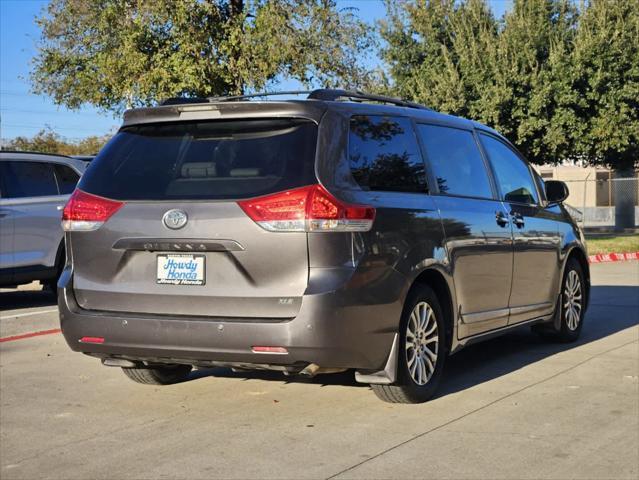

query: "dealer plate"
(156, 254), (205, 286)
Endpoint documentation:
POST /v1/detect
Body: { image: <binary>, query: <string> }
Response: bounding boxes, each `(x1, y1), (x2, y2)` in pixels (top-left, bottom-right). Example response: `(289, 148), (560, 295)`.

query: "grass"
(586, 235), (639, 255)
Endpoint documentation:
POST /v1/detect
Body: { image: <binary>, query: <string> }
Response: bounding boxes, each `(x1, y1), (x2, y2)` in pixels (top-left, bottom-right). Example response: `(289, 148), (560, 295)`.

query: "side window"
(0, 161), (58, 198)
(349, 115), (427, 192)
(54, 164), (80, 194)
(479, 134), (539, 205)
(416, 124), (493, 199)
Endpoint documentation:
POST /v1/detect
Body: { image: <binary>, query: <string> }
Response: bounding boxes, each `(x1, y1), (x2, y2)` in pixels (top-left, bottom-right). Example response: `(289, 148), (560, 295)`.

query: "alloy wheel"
(405, 301), (439, 385)
(564, 270), (582, 331)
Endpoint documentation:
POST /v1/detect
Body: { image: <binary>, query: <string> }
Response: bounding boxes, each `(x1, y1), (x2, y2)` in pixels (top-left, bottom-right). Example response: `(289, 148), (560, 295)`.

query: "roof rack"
(160, 89), (429, 110)
(160, 91), (311, 106)
(209, 90), (312, 102)
(307, 89), (429, 110)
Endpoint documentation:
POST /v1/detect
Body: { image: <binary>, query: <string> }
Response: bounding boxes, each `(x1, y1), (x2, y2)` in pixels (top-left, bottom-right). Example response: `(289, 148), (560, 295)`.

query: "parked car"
(58, 90), (589, 403)
(0, 151), (86, 289)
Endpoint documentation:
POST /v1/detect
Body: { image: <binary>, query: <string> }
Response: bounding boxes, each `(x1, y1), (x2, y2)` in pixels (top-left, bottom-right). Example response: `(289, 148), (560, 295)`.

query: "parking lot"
(0, 262), (637, 479)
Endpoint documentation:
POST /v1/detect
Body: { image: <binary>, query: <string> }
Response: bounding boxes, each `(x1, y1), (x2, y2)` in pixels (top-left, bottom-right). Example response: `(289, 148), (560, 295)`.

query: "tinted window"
(54, 164), (80, 194)
(0, 161), (58, 198)
(479, 134), (538, 204)
(79, 119), (317, 200)
(532, 169), (546, 202)
(349, 116), (426, 192)
(417, 124), (493, 199)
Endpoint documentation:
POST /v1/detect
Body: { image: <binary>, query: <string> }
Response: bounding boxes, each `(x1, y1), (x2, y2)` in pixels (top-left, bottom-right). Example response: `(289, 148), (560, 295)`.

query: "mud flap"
(354, 333), (399, 385)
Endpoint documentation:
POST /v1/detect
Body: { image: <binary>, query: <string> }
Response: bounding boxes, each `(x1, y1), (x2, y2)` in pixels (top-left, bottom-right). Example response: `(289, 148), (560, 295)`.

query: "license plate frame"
(156, 253), (206, 286)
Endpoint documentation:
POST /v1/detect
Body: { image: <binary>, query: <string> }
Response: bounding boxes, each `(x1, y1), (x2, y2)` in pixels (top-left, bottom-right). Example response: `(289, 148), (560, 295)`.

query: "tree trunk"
(613, 168), (637, 231)
(229, 0), (245, 95)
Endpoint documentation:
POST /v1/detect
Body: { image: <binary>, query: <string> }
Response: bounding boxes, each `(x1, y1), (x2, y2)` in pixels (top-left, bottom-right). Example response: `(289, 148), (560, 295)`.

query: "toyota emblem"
(162, 209), (188, 230)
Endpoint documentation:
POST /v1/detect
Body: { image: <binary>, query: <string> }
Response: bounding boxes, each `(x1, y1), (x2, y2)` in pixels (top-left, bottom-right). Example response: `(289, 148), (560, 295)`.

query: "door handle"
(511, 212), (525, 228)
(495, 211), (509, 227)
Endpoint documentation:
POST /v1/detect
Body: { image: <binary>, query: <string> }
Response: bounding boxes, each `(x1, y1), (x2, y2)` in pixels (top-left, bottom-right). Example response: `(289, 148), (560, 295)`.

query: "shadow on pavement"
(439, 285), (639, 398)
(193, 285), (639, 393)
(0, 288), (57, 310)
(190, 367), (364, 388)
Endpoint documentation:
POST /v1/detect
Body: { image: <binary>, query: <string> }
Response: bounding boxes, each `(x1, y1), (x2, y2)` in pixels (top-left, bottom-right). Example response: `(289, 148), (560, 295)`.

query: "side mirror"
(545, 180), (569, 204)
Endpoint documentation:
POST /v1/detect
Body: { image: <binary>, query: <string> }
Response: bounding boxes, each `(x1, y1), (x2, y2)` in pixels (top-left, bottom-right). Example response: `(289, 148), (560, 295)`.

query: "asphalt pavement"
(1, 262), (637, 479)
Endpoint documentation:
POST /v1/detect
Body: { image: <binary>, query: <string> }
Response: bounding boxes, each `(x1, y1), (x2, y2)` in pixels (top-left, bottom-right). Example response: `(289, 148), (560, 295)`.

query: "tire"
(121, 365), (192, 385)
(371, 284), (447, 404)
(43, 244), (65, 293)
(536, 258), (585, 343)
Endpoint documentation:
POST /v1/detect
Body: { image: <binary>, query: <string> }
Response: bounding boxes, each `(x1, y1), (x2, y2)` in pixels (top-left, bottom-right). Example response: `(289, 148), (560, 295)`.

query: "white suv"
(0, 151), (86, 289)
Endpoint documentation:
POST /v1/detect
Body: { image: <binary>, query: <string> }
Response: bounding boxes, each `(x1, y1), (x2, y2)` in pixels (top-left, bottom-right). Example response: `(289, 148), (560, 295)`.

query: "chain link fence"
(563, 176), (639, 230)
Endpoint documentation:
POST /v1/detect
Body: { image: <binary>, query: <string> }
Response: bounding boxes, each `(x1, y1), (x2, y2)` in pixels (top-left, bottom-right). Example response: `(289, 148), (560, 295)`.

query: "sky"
(0, 0), (512, 141)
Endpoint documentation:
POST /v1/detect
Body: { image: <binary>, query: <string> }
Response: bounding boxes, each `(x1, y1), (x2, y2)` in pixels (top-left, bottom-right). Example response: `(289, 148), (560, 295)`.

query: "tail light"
(238, 184), (375, 232)
(62, 189), (124, 232)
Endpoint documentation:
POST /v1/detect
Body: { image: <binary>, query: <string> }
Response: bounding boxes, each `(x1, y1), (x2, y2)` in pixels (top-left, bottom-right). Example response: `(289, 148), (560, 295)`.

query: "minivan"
(58, 90), (589, 403)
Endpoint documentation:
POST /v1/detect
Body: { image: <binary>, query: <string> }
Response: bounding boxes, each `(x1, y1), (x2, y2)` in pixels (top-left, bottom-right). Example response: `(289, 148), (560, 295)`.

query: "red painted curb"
(0, 328), (62, 343)
(589, 251), (639, 263)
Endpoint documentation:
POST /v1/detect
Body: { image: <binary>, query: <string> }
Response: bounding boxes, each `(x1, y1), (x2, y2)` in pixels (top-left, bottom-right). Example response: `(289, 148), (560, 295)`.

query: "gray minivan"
(0, 152), (85, 289)
(58, 90), (589, 403)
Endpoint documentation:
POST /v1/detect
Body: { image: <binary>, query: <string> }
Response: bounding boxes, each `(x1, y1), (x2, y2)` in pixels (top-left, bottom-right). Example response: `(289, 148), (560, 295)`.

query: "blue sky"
(0, 0), (512, 141)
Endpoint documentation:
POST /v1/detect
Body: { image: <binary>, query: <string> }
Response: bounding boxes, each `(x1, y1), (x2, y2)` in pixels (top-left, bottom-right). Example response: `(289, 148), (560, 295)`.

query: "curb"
(589, 252), (639, 263)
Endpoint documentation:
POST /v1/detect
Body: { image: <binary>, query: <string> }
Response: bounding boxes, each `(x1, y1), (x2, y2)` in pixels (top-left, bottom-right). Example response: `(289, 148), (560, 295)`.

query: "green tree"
(380, 0), (499, 120)
(568, 0), (639, 228)
(568, 0), (638, 171)
(1, 128), (111, 155)
(31, 0), (373, 114)
(491, 0), (579, 164)
(381, 0), (578, 165)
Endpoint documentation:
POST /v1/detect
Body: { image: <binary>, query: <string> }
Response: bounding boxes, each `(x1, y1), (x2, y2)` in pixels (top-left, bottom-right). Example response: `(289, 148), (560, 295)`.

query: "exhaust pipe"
(102, 358), (139, 368)
(298, 364), (347, 377)
(298, 363), (321, 377)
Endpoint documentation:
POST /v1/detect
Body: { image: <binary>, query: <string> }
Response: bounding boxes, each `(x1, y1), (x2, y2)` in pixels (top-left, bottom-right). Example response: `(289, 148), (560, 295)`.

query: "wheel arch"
(409, 267), (455, 354)
(565, 246), (590, 309)
(54, 239), (66, 268)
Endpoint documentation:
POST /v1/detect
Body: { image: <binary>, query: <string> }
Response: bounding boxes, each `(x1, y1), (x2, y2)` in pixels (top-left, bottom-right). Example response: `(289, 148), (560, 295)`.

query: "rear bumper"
(58, 267), (404, 371)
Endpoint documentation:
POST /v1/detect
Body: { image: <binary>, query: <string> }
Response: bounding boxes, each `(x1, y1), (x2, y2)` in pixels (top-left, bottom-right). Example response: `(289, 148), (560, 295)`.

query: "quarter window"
(416, 124), (493, 199)
(349, 115), (427, 192)
(54, 164), (80, 194)
(0, 161), (58, 198)
(479, 134), (538, 205)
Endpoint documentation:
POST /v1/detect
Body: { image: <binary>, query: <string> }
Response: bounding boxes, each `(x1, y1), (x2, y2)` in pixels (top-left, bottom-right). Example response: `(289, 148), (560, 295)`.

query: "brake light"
(62, 189), (124, 232)
(238, 185), (375, 232)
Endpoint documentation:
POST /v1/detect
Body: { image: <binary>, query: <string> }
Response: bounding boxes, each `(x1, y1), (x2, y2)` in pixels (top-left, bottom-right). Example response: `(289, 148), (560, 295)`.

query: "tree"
(1, 128), (111, 155)
(380, 0), (578, 165)
(31, 0), (373, 114)
(568, 0), (638, 171)
(491, 0), (579, 164)
(568, 0), (639, 228)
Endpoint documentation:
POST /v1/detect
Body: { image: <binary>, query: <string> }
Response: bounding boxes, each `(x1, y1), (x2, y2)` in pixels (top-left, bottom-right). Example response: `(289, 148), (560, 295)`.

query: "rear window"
(54, 164), (80, 194)
(79, 119), (317, 200)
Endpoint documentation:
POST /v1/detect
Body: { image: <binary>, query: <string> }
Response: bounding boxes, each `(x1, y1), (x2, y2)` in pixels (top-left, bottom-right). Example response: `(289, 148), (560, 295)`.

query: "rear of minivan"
(58, 102), (399, 377)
